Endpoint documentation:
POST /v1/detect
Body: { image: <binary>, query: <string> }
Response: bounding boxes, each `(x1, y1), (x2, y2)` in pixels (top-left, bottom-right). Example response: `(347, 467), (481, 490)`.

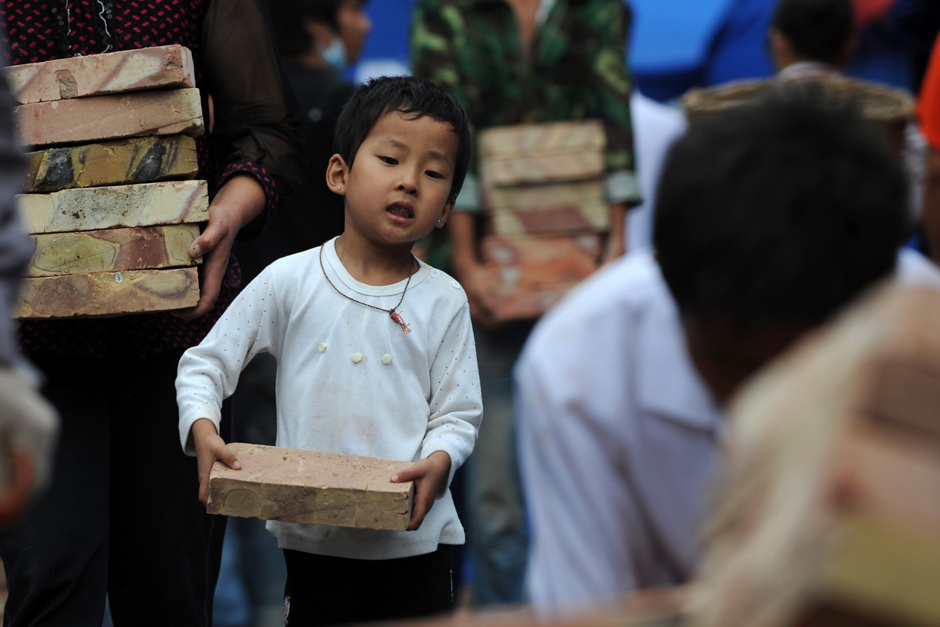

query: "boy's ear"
(326, 154), (349, 196)
(436, 196), (456, 228)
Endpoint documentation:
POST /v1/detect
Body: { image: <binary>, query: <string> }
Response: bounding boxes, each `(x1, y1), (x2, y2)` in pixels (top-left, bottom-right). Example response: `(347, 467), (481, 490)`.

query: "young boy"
(176, 76), (479, 626)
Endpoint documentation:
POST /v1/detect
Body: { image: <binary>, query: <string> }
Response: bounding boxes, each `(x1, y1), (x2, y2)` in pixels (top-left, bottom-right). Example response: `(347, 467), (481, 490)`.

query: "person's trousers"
(282, 545), (454, 626)
(0, 350), (229, 627)
(466, 320), (533, 606)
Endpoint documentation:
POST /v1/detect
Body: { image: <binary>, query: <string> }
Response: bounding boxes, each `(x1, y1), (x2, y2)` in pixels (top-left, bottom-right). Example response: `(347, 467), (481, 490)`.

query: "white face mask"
(319, 37), (348, 72)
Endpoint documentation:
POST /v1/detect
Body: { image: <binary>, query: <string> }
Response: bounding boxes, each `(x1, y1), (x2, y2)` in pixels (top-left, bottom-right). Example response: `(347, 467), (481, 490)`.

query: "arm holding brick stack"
(179, 173), (266, 319)
(594, 2), (642, 262)
(178, 0), (303, 319)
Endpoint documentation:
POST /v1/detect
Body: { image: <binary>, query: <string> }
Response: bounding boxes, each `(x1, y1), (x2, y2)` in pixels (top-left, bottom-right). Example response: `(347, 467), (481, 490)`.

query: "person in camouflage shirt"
(411, 0), (642, 607)
(412, 0), (641, 270)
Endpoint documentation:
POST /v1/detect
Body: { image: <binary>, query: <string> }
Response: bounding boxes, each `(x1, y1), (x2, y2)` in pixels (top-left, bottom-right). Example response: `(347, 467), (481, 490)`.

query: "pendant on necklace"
(389, 310), (410, 334)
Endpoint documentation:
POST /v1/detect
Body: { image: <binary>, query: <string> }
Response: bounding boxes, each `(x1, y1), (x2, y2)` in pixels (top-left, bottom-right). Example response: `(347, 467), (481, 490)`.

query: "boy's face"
(330, 111), (457, 248)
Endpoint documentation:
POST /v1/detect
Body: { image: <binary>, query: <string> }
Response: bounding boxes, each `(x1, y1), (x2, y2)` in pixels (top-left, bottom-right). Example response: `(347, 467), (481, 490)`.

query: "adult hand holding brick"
(391, 450), (452, 531)
(176, 173), (267, 320)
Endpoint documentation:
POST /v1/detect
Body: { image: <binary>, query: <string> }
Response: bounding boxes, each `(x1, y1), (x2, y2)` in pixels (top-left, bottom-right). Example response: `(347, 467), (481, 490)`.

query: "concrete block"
(24, 135), (199, 192)
(207, 442), (414, 531)
(15, 267), (199, 318)
(7, 44), (196, 104)
(18, 179), (208, 234)
(27, 224), (200, 277)
(15, 87), (203, 147)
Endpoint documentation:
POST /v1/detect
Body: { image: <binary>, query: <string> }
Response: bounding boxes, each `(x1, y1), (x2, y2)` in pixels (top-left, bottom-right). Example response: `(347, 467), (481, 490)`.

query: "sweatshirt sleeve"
(421, 301), (482, 490)
(176, 267), (283, 454)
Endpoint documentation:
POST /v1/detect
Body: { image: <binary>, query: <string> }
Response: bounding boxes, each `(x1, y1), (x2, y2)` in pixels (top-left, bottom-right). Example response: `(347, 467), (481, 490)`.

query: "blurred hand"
(602, 202), (628, 265)
(456, 263), (501, 330)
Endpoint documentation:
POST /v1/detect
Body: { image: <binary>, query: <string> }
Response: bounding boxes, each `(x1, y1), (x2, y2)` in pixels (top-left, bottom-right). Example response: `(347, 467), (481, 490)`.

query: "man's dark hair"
(334, 75), (472, 200)
(653, 80), (909, 329)
(772, 0), (855, 64)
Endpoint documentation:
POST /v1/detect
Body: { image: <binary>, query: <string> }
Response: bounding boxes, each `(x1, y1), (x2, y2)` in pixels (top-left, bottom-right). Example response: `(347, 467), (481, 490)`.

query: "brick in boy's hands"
(207, 443), (416, 531)
(391, 450), (452, 531)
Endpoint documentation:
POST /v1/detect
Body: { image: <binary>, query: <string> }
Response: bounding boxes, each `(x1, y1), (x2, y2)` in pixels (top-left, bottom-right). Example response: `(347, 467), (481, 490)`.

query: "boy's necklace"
(319, 244), (416, 335)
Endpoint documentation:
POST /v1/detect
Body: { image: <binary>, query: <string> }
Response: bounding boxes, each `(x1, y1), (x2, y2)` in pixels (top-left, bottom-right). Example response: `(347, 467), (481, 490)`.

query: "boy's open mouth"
(387, 202), (414, 219)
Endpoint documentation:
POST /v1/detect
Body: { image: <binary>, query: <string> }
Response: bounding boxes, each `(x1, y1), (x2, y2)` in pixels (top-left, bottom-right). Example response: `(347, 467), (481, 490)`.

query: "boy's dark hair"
(334, 75), (472, 200)
(653, 80), (909, 329)
(772, 0), (855, 64)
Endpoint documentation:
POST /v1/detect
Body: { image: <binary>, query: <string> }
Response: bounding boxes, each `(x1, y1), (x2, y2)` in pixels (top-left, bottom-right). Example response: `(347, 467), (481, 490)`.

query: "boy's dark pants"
(283, 545), (454, 626)
(0, 350), (229, 627)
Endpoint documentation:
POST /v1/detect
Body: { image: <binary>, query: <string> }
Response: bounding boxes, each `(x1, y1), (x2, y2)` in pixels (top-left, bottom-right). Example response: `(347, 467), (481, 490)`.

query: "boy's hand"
(390, 451), (452, 531)
(191, 418), (241, 505)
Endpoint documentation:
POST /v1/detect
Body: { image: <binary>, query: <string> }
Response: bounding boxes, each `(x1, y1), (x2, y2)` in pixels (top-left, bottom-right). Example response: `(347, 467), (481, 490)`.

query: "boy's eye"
(379, 156), (398, 165)
(426, 170), (444, 179)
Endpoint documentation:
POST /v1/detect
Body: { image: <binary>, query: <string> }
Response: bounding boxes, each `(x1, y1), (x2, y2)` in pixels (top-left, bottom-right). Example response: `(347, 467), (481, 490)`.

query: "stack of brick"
(477, 121), (608, 321)
(8, 44), (208, 318)
(687, 285), (940, 627)
(682, 75), (914, 154)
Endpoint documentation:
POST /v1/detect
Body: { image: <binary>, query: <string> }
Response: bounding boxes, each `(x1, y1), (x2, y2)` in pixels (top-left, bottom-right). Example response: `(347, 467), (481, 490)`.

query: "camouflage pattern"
(411, 0), (639, 189)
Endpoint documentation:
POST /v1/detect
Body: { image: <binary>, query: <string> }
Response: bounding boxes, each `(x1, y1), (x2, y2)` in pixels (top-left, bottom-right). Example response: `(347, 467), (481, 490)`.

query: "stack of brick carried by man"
(8, 44), (208, 318)
(477, 120), (609, 321)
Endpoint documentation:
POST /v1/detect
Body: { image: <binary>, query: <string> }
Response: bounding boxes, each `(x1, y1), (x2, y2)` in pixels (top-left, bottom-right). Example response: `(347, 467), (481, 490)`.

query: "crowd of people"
(0, 0), (936, 626)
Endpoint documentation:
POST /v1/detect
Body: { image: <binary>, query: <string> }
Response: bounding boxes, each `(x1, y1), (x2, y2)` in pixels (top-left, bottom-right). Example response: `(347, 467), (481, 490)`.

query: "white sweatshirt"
(176, 238), (482, 560)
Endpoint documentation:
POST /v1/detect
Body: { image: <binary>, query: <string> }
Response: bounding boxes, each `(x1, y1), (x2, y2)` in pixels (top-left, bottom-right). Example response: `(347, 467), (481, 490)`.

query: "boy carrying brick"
(175, 76), (480, 626)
